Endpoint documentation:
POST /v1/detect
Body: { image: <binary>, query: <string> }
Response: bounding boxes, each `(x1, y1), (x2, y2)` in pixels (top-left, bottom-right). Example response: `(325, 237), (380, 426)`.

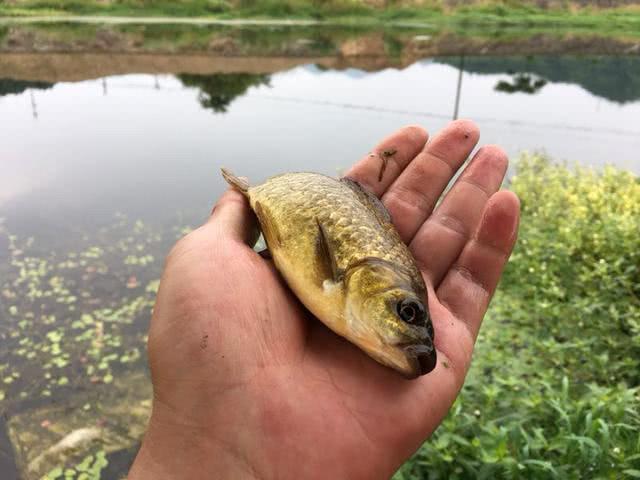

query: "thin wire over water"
(22, 79), (640, 139)
(254, 94), (640, 138)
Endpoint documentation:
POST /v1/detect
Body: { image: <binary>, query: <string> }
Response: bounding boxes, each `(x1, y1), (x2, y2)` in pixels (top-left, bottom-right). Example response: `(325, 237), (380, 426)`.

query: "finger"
(411, 145), (508, 287)
(381, 119), (480, 243)
(206, 188), (259, 245)
(344, 125), (428, 196)
(437, 191), (520, 339)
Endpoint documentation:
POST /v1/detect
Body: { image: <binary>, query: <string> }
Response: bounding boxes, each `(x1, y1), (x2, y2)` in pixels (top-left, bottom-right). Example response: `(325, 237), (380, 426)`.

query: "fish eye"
(396, 299), (425, 325)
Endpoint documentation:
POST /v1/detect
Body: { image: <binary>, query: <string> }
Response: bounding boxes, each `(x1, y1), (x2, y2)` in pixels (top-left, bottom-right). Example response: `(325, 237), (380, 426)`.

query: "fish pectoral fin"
(255, 201), (282, 248)
(316, 217), (343, 283)
(256, 248), (272, 259)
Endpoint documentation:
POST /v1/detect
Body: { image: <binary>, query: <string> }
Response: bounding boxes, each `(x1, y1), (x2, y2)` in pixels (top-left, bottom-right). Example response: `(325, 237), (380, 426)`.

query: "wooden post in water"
(453, 55), (464, 120)
(30, 90), (38, 119)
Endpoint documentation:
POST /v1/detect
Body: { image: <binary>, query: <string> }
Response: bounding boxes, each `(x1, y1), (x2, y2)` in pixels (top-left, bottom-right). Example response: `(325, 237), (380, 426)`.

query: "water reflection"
(177, 73), (270, 113)
(0, 79), (53, 96)
(437, 56), (640, 104)
(1, 56), (638, 242)
(494, 73), (547, 95)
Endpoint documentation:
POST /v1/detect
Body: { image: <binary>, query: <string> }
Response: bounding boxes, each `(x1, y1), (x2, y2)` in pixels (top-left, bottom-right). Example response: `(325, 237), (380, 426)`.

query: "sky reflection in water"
(1, 57), (639, 238)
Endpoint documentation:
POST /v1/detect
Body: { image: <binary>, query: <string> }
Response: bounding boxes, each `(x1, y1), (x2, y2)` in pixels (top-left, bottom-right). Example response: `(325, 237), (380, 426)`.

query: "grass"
(1, 0), (640, 34)
(396, 156), (640, 479)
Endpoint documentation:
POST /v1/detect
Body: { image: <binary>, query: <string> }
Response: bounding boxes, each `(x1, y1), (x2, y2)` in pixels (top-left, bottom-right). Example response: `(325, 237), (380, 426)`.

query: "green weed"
(2, 0), (640, 35)
(396, 156), (640, 479)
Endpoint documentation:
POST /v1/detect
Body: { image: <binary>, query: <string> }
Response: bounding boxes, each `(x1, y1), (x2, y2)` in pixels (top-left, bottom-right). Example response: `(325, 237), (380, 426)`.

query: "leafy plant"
(396, 156), (640, 479)
(44, 449), (109, 480)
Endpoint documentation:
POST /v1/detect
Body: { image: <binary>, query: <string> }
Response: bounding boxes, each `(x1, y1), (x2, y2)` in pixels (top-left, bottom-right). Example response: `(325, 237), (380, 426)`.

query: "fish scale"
(252, 173), (421, 282)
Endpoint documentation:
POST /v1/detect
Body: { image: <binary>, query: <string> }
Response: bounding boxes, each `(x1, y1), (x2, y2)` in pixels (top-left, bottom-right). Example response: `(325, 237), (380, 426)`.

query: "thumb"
(206, 187), (260, 246)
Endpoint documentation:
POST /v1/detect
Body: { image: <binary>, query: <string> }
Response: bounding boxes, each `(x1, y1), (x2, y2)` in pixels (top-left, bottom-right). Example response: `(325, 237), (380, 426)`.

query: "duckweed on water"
(0, 215), (188, 478)
(44, 450), (109, 480)
(1, 218), (165, 405)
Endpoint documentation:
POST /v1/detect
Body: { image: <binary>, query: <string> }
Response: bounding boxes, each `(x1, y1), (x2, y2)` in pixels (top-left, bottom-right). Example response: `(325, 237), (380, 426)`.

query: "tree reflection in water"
(0, 79), (53, 96)
(177, 73), (270, 113)
(437, 56), (640, 104)
(495, 72), (548, 94)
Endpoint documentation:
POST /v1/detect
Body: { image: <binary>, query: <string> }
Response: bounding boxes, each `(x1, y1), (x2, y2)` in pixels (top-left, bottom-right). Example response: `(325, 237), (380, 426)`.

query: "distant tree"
(177, 73), (270, 113)
(0, 79), (53, 97)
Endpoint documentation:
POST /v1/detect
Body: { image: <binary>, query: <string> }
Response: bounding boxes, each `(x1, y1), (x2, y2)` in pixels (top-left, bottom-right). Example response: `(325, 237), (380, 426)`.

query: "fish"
(29, 427), (102, 472)
(222, 169), (436, 378)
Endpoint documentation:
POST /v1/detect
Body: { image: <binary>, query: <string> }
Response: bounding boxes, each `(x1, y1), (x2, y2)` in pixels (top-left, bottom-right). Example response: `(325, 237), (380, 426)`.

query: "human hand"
(129, 120), (520, 480)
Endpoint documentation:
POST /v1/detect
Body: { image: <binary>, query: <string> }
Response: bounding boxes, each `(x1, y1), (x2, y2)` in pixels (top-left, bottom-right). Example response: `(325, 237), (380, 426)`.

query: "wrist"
(129, 401), (260, 480)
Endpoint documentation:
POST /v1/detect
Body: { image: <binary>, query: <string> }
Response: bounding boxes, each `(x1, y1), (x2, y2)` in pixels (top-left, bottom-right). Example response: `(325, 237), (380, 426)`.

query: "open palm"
(130, 120), (520, 480)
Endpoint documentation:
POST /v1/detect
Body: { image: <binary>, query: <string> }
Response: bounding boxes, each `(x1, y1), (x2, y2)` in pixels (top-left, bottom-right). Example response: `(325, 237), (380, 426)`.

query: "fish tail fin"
(221, 168), (250, 197)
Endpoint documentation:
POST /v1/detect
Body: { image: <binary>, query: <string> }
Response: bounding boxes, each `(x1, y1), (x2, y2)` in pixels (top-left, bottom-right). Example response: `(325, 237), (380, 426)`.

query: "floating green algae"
(0, 215), (192, 479)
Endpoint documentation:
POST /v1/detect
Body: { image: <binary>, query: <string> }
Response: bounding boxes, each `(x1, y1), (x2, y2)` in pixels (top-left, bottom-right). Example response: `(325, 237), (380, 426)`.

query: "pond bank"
(2, 1), (640, 35)
(0, 0), (640, 30)
(1, 14), (640, 36)
(1, 16), (325, 26)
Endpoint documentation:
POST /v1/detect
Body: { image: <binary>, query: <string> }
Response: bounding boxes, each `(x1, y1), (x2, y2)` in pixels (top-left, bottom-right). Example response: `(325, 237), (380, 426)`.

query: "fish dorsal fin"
(221, 168), (250, 198)
(316, 217), (342, 283)
(340, 177), (392, 225)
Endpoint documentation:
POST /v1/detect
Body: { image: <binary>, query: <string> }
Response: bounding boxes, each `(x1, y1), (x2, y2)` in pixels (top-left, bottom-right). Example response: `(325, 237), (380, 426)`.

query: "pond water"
(1, 25), (639, 479)
(2, 55), (639, 241)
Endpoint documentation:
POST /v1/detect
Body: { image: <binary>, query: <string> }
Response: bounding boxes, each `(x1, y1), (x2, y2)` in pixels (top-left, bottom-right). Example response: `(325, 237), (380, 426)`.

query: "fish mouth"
(403, 343), (437, 376)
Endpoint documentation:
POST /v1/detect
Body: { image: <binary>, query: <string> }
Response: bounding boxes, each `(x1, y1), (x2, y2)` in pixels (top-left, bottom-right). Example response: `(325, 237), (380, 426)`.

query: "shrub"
(506, 154), (640, 386)
(397, 155), (640, 479)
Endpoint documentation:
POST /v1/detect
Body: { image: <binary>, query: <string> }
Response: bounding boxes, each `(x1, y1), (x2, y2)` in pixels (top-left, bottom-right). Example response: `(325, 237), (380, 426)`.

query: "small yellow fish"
(222, 169), (436, 378)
